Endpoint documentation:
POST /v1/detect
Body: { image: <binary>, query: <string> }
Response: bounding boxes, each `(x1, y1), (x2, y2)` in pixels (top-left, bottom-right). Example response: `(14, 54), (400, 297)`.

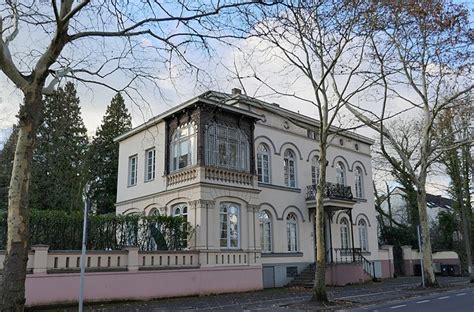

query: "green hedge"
(0, 210), (189, 251)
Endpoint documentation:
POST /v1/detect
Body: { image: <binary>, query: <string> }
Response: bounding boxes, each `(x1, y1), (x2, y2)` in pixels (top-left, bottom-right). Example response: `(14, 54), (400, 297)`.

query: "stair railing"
(356, 249), (377, 280)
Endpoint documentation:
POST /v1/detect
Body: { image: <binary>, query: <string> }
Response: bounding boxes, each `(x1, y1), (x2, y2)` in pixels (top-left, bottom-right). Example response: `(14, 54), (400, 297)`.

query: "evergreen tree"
(30, 82), (89, 211)
(0, 126), (18, 211)
(87, 93), (132, 214)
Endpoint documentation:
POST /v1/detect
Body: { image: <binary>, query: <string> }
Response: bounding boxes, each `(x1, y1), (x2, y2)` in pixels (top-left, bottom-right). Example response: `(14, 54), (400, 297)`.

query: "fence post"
(32, 245), (49, 274)
(124, 246), (139, 271)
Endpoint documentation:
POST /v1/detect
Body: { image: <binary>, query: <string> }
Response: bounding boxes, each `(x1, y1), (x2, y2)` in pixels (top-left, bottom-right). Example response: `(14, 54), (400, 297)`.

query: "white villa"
(114, 89), (383, 287)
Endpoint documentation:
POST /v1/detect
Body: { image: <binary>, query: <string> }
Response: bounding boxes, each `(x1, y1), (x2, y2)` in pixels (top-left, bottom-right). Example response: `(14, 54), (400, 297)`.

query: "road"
(355, 288), (474, 312)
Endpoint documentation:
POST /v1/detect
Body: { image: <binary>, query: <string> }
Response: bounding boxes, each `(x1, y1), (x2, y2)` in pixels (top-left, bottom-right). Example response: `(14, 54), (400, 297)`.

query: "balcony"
(166, 166), (257, 190)
(305, 182), (355, 210)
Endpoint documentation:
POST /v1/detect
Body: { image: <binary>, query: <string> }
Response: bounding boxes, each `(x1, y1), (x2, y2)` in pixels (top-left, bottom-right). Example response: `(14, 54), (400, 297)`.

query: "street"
(355, 288), (474, 312)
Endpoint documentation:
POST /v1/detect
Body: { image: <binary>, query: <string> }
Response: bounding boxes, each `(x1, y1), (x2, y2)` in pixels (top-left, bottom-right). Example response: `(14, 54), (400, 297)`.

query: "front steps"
(287, 262), (373, 287)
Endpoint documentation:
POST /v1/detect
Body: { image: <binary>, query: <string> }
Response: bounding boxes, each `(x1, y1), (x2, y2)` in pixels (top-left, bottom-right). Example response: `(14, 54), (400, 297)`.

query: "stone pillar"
(32, 245), (49, 274)
(124, 246), (139, 271)
(189, 200), (215, 250)
(247, 204), (259, 251)
(401, 245), (413, 276)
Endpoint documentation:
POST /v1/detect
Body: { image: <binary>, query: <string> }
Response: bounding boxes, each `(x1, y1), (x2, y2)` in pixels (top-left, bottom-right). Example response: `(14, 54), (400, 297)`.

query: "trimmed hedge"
(0, 210), (188, 251)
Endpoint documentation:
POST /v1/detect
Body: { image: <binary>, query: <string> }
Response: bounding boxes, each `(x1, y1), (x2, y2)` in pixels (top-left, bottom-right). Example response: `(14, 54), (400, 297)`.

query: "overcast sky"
(0, 1), (462, 196)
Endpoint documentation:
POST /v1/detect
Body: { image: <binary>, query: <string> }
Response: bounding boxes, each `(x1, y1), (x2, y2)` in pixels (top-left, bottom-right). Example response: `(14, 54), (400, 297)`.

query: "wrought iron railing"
(305, 182), (353, 201)
(328, 248), (362, 264)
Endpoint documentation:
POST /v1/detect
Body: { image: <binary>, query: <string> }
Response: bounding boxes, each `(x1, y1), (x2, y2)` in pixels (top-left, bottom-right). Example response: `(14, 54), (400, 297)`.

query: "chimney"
(231, 88), (242, 96)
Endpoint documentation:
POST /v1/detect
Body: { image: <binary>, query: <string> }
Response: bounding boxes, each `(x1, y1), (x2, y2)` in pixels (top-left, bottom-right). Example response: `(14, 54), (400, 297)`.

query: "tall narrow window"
(128, 155), (138, 186)
(286, 213), (298, 252)
(257, 144), (271, 183)
(284, 149), (296, 188)
(311, 156), (320, 186)
(358, 219), (368, 251)
(206, 123), (249, 172)
(170, 123), (196, 172)
(219, 202), (240, 248)
(259, 211), (272, 252)
(340, 218), (350, 249)
(145, 148), (156, 181)
(336, 161), (346, 186)
(173, 203), (188, 248)
(354, 166), (364, 198)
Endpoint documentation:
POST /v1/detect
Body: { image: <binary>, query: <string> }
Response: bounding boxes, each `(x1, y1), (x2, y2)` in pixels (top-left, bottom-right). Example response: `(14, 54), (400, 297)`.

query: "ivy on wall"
(0, 210), (189, 251)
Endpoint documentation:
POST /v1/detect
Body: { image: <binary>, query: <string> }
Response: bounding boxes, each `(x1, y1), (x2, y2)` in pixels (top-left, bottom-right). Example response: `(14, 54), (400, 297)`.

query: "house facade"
(115, 89), (379, 287)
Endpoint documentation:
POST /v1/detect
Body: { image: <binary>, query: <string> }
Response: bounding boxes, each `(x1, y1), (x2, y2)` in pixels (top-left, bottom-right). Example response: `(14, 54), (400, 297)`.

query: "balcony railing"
(305, 182), (353, 201)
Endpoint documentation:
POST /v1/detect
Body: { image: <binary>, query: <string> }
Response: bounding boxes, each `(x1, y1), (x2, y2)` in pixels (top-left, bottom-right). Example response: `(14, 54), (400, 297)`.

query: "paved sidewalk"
(36, 276), (472, 311)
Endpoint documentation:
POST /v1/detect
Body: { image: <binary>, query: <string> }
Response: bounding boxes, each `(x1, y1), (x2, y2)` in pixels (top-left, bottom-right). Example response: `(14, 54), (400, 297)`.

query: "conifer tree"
(0, 126), (18, 211)
(30, 82), (89, 211)
(87, 93), (132, 214)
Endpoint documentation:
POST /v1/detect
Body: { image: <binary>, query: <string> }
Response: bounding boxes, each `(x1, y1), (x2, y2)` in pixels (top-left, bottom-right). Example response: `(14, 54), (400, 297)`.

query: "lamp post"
(79, 185), (90, 311)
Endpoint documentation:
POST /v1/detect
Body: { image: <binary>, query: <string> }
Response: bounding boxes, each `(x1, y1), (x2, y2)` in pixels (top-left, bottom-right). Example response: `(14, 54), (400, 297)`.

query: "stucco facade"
(115, 90), (379, 287)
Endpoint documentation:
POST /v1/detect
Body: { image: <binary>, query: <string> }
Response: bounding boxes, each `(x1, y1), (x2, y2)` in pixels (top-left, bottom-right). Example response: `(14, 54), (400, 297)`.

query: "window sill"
(261, 252), (303, 258)
(144, 178), (155, 183)
(355, 198), (367, 203)
(258, 183), (301, 193)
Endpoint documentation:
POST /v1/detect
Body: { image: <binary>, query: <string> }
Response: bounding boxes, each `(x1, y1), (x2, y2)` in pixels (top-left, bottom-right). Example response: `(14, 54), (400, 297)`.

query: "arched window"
(354, 166), (364, 198)
(170, 123), (196, 172)
(206, 123), (249, 171)
(286, 212), (298, 252)
(173, 203), (188, 248)
(259, 211), (272, 252)
(257, 144), (271, 183)
(173, 203), (188, 222)
(219, 202), (240, 248)
(311, 156), (320, 186)
(284, 149), (296, 188)
(358, 219), (368, 251)
(336, 161), (346, 186)
(340, 217), (350, 249)
(149, 208), (160, 216)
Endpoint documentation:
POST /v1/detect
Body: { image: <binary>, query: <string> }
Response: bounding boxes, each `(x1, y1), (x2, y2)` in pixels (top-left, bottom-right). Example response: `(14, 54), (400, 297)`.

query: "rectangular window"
(128, 155), (138, 186)
(145, 148), (156, 182)
(307, 130), (316, 140)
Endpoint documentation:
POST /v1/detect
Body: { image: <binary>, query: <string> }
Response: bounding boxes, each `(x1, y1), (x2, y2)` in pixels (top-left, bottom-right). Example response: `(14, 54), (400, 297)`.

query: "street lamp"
(79, 184), (90, 312)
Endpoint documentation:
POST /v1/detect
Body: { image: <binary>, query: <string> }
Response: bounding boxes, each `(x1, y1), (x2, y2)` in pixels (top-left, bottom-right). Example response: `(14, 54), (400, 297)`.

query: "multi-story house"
(115, 89), (381, 287)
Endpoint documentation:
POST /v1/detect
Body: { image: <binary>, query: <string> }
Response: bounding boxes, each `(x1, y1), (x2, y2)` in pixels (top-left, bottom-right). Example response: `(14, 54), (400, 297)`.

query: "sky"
(0, 1), (468, 196)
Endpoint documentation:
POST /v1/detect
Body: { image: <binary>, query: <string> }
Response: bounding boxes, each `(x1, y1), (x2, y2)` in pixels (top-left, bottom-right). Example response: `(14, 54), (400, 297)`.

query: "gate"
(393, 245), (404, 276)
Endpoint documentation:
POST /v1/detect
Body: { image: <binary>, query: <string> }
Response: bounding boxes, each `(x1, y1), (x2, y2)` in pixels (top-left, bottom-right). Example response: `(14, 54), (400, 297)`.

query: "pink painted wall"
(325, 264), (370, 286)
(380, 259), (394, 279)
(26, 266), (263, 307)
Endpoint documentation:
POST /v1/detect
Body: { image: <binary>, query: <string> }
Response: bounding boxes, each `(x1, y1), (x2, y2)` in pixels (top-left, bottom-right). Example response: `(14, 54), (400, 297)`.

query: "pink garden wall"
(26, 266), (263, 307)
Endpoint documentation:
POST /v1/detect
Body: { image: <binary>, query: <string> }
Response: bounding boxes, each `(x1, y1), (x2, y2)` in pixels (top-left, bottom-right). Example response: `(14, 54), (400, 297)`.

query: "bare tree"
(234, 0), (374, 302)
(0, 1), (260, 309)
(435, 98), (473, 281)
(345, 0), (473, 287)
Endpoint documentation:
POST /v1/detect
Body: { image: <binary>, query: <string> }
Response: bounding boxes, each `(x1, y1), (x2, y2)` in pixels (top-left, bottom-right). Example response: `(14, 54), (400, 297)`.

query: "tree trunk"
(1, 88), (43, 311)
(416, 184), (438, 287)
(313, 145), (328, 302)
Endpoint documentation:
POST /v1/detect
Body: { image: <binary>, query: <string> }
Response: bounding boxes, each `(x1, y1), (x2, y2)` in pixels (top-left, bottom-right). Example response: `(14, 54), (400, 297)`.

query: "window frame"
(354, 166), (364, 198)
(358, 219), (369, 251)
(336, 161), (346, 186)
(128, 154), (138, 187)
(206, 123), (250, 172)
(284, 149), (297, 188)
(170, 123), (197, 172)
(259, 210), (272, 253)
(257, 143), (271, 184)
(340, 217), (350, 249)
(145, 148), (156, 182)
(286, 212), (299, 252)
(219, 202), (241, 249)
(311, 156), (320, 186)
